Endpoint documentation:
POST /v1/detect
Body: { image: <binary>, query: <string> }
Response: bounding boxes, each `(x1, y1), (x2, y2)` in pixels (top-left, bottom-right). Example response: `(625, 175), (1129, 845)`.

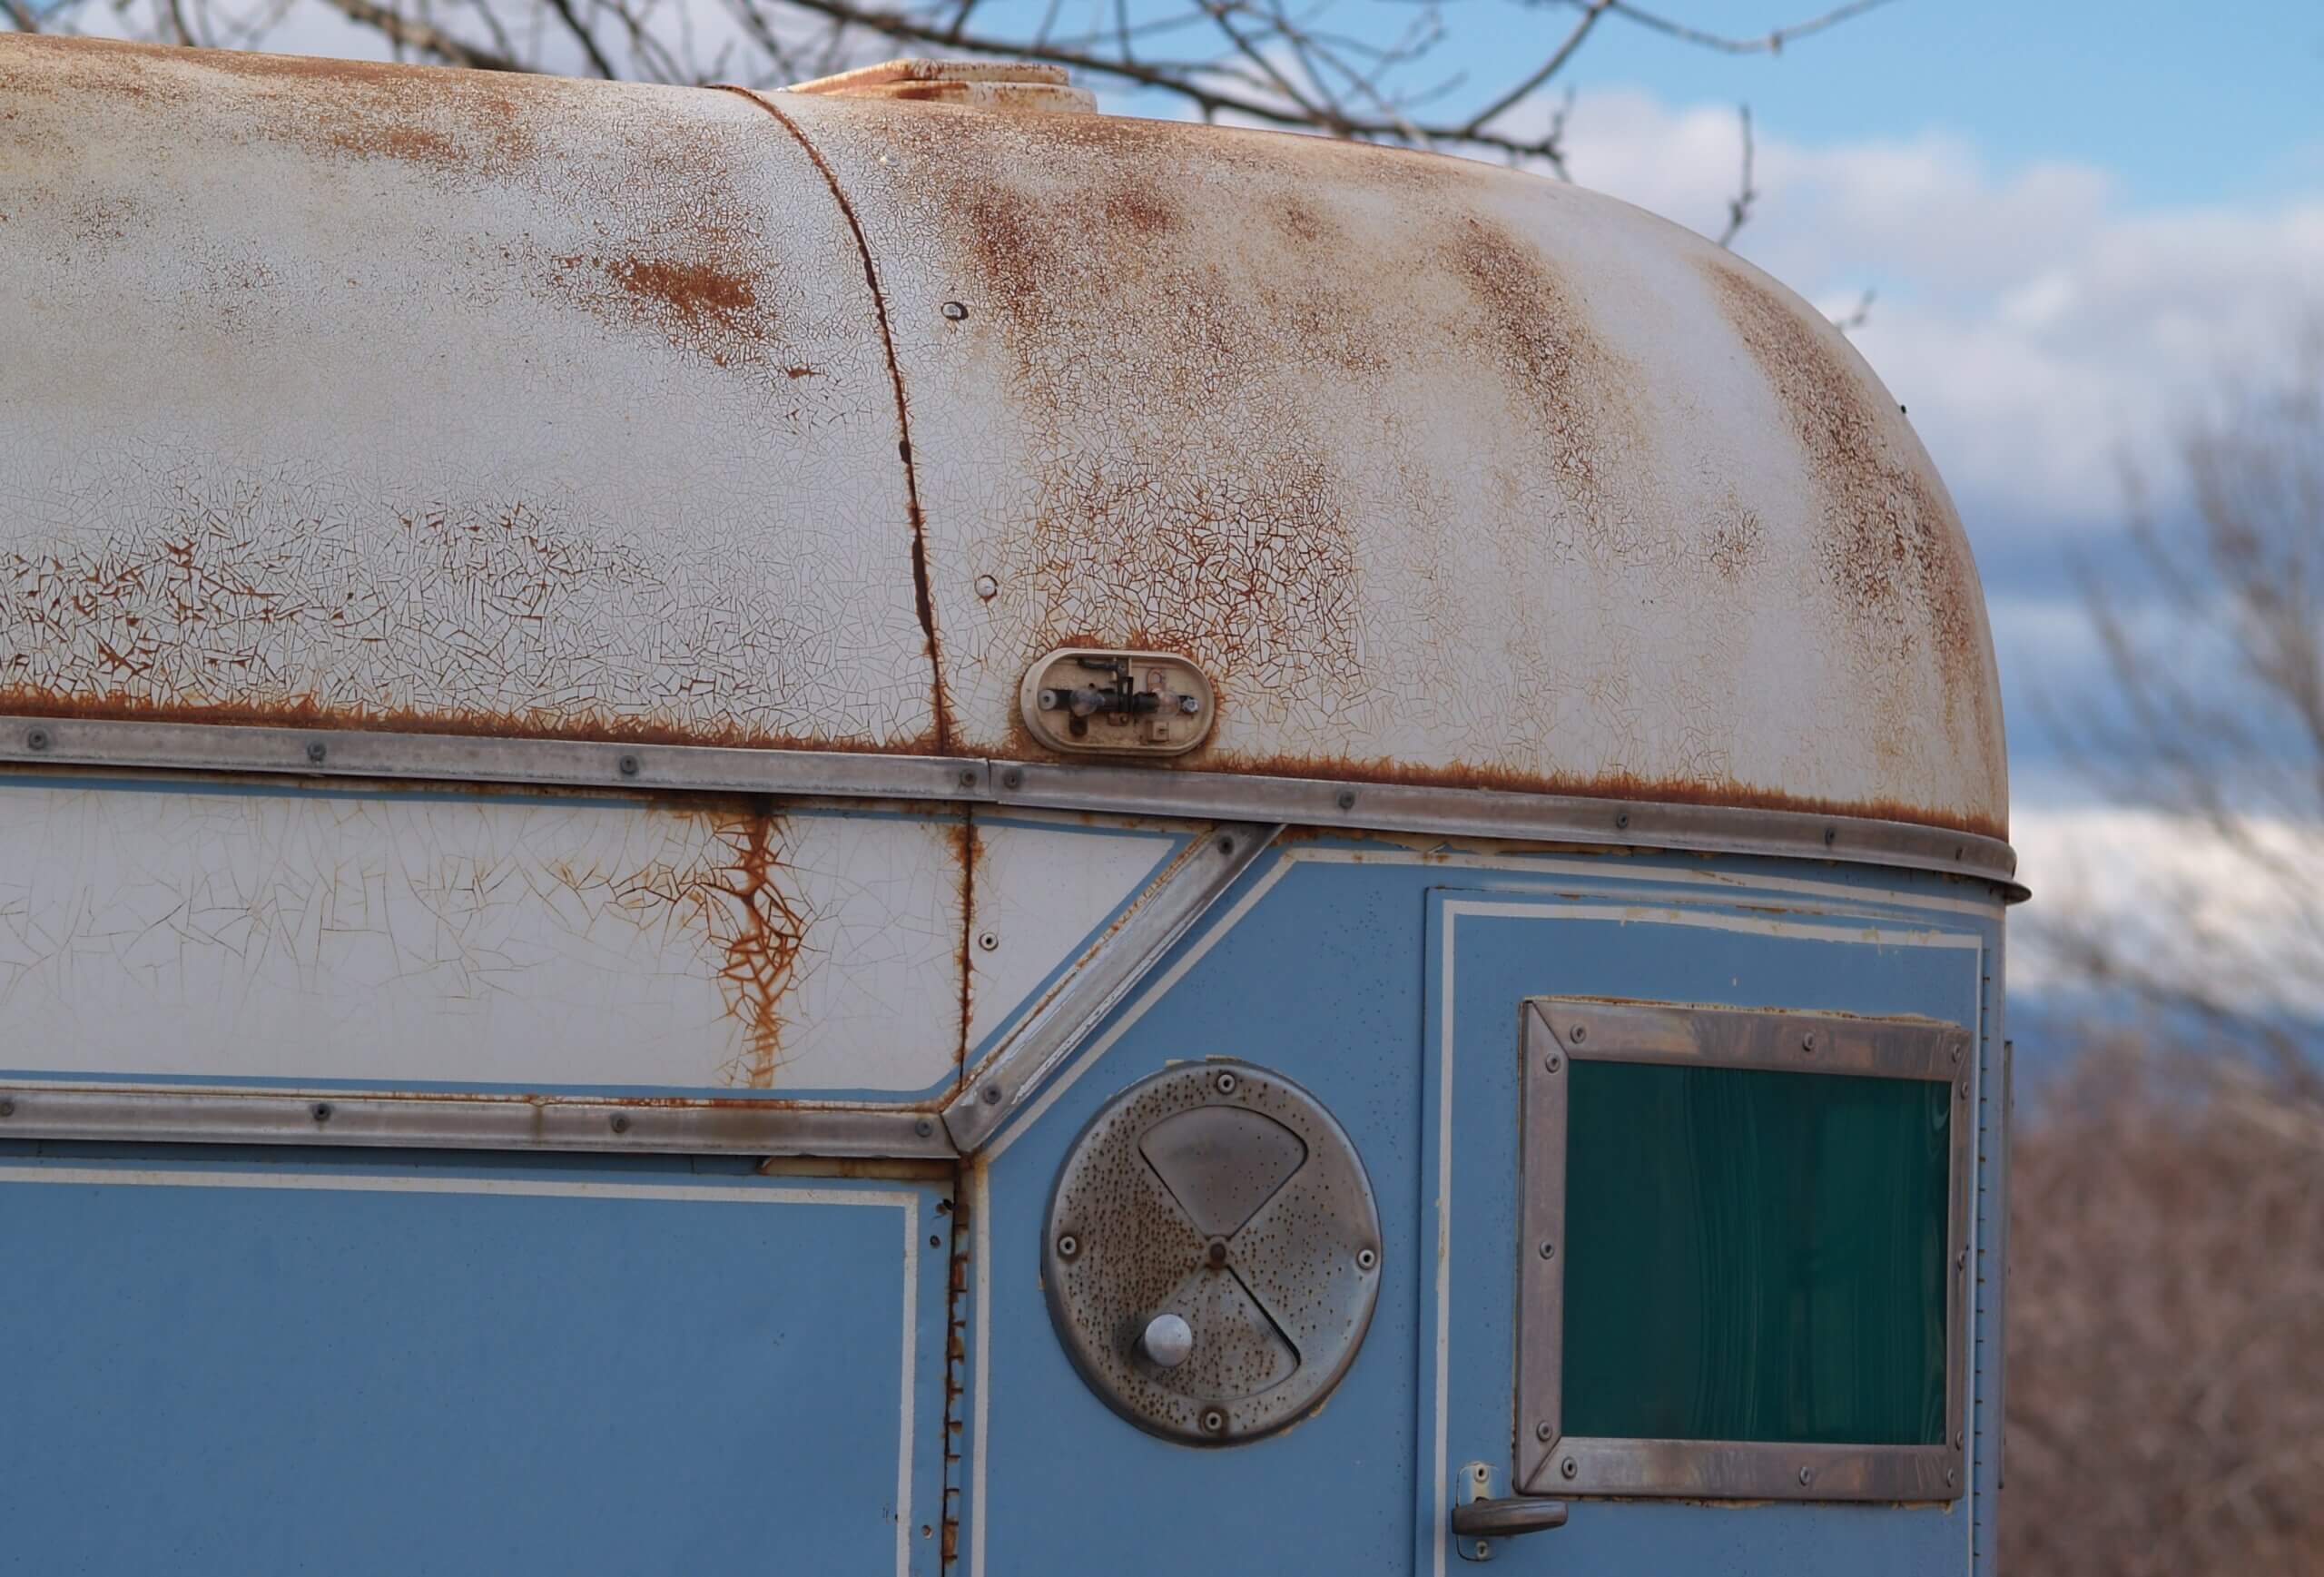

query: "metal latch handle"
(1450, 1497), (1568, 1539)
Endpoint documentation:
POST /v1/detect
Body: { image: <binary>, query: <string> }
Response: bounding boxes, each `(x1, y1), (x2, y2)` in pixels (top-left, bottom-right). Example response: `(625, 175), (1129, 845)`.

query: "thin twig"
(1606, 0), (1900, 54)
(1715, 102), (1755, 246)
(315, 0), (526, 68)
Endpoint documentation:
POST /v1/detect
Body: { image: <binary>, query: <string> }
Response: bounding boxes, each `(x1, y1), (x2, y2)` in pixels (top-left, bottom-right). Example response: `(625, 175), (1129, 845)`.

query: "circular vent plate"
(1042, 1060), (1382, 1444)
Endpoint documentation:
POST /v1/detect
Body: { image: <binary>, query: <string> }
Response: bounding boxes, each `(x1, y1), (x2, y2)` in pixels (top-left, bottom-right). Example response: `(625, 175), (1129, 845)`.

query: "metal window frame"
(1515, 998), (1973, 1503)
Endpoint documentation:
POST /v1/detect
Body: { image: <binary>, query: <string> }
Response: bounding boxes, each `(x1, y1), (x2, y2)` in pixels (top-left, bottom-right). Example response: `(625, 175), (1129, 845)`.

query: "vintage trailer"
(0, 34), (2020, 1576)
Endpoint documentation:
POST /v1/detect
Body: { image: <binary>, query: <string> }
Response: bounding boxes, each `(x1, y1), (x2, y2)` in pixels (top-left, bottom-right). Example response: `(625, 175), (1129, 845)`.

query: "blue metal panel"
(954, 846), (2002, 1575)
(0, 1148), (952, 1576)
(1417, 885), (1991, 1576)
(959, 852), (1427, 1576)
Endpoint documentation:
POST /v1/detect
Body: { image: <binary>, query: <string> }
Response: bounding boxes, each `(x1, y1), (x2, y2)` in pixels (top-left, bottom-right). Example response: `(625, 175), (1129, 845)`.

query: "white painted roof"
(0, 37), (2005, 838)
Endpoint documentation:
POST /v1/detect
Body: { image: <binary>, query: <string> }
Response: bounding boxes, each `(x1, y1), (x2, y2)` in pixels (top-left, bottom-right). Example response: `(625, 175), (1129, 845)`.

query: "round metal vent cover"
(1042, 1060), (1382, 1445)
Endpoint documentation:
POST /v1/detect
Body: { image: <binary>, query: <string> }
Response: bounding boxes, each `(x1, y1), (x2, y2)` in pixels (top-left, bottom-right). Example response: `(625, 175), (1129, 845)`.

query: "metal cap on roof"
(785, 57), (1097, 114)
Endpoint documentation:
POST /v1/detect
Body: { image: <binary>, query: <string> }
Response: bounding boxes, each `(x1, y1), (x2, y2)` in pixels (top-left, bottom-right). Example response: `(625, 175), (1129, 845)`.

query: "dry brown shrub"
(2004, 1039), (2324, 1576)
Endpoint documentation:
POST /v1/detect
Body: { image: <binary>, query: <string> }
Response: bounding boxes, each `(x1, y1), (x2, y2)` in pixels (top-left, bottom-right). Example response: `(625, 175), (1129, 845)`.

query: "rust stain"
(720, 85), (957, 754)
(952, 811), (982, 1090)
(553, 255), (765, 366)
(614, 802), (805, 1088)
(940, 1173), (973, 1567)
(1702, 259), (1998, 778)
(1160, 745), (2007, 842)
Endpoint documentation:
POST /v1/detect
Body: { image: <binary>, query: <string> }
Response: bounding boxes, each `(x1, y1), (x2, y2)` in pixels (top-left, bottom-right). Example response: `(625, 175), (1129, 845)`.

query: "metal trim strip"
(0, 1085), (958, 1158)
(1515, 999), (1972, 1503)
(941, 823), (1281, 1152)
(0, 714), (2024, 895)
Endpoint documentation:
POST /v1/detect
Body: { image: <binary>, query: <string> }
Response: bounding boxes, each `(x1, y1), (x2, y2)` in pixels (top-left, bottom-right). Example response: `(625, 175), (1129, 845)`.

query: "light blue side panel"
(0, 1148), (953, 1577)
(965, 854), (1428, 1576)
(1418, 886), (1992, 1577)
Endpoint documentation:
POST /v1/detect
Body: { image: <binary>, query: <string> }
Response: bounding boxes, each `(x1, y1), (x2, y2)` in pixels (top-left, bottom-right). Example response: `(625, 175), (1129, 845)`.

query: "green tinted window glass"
(1561, 1060), (1950, 1446)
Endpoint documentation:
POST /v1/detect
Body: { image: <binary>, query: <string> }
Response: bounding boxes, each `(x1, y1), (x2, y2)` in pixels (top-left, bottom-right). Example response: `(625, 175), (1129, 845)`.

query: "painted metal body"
(0, 35), (2015, 1577)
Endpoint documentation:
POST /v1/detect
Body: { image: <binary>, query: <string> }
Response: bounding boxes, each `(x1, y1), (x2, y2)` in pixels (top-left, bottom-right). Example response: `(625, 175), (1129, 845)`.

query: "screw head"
(1472, 1464), (1490, 1483)
(0, 1099), (15, 1118)
(1561, 1457), (1577, 1480)
(1615, 811), (1630, 830)
(609, 1113), (630, 1134)
(1539, 1239), (1555, 1260)
(974, 574), (999, 599)
(1000, 767), (1023, 790)
(940, 300), (969, 320)
(1201, 1408), (1226, 1434)
(305, 740), (328, 764)
(980, 1084), (1003, 1106)
(956, 768), (979, 789)
(311, 1102), (332, 1122)
(1216, 835), (1236, 855)
(617, 754), (641, 778)
(1569, 1025), (1586, 1045)
(1946, 1467), (1956, 1487)
(1214, 1070), (1238, 1095)
(1535, 1420), (1553, 1442)
(1356, 1247), (1377, 1271)
(1474, 1543), (1490, 1560)
(1798, 1465), (1814, 1486)
(1335, 789), (1356, 811)
(1056, 1233), (1078, 1258)
(914, 1118), (934, 1138)
(1823, 825), (1838, 846)
(25, 727), (48, 752)
(1801, 1032), (1817, 1055)
(977, 931), (1000, 952)
(1544, 1053), (1561, 1073)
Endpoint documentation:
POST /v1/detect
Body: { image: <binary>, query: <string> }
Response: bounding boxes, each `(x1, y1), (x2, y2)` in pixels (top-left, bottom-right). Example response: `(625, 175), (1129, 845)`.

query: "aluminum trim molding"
(0, 715), (2024, 895)
(0, 1086), (959, 1158)
(1515, 999), (1973, 1503)
(941, 823), (1282, 1152)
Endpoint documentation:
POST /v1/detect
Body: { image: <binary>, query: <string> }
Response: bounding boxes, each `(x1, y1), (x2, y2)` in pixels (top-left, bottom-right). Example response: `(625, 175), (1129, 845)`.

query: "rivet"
(25, 727), (48, 752)
(609, 1113), (630, 1134)
(1356, 1247), (1377, 1271)
(1561, 1457), (1577, 1480)
(1335, 790), (1356, 811)
(1000, 768), (1023, 791)
(974, 574), (999, 599)
(957, 768), (979, 789)
(0, 1099), (15, 1118)
(1214, 1070), (1238, 1095)
(311, 1101), (332, 1122)
(1535, 1420), (1553, 1442)
(1216, 835), (1236, 856)
(1955, 1431), (1964, 1450)
(1474, 1542), (1490, 1559)
(977, 931), (1000, 952)
(1801, 1032), (1817, 1055)
(1544, 1053), (1561, 1073)
(1952, 1044), (1963, 1062)
(1946, 1467), (1956, 1487)
(980, 1084), (1003, 1106)
(305, 740), (328, 764)
(1569, 1025), (1586, 1045)
(1201, 1408), (1226, 1434)
(1538, 1239), (1556, 1260)
(1824, 825), (1837, 846)
(1472, 1464), (1490, 1483)
(1798, 1465), (1813, 1486)
(1056, 1233), (1079, 1258)
(1615, 811), (1630, 830)
(617, 754), (641, 778)
(941, 300), (969, 320)
(914, 1118), (934, 1138)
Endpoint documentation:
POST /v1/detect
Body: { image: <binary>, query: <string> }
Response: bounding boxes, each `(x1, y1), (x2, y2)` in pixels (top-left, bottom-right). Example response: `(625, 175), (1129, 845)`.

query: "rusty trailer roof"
(0, 35), (2007, 843)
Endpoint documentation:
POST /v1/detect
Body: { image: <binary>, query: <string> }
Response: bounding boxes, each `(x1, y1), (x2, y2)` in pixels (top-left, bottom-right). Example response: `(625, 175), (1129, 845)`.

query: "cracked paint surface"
(0, 784), (963, 1093)
(2, 35), (2005, 841)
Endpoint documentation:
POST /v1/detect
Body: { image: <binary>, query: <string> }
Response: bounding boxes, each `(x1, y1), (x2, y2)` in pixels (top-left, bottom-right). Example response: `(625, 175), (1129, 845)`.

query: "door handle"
(1451, 1496), (1568, 1538)
(1453, 1462), (1566, 1560)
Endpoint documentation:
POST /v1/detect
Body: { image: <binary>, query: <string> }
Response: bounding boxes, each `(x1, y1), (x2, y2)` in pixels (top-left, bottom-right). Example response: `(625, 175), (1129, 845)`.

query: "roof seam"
(715, 84), (956, 754)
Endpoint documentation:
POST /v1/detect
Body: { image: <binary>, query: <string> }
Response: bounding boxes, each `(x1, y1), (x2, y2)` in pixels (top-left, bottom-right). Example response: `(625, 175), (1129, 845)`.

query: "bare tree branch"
(1605, 0), (1900, 55)
(1716, 102), (1755, 246)
(315, 0), (526, 68)
(0, 0), (40, 33)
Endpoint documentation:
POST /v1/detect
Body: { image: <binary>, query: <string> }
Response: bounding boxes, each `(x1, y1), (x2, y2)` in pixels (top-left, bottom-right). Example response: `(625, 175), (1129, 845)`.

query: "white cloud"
(1545, 92), (2324, 533)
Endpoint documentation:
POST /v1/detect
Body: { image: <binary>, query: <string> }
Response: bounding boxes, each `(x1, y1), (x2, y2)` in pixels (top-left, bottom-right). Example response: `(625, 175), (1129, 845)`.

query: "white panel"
(0, 784), (962, 1094)
(966, 818), (1181, 1051)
